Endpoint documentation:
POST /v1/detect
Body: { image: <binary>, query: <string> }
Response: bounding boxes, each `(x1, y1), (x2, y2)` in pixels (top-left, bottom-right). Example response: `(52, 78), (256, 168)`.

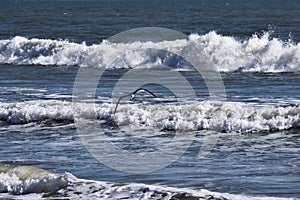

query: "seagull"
(113, 88), (157, 115)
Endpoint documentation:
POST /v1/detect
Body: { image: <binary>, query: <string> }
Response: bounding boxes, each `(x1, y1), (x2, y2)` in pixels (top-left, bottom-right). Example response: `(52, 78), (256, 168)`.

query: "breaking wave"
(0, 31), (300, 72)
(1, 100), (300, 133)
(0, 163), (67, 195)
(0, 163), (295, 200)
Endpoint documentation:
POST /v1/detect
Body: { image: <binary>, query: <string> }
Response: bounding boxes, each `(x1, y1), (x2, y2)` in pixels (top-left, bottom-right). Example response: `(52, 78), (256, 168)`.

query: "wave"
(0, 100), (74, 125)
(0, 163), (295, 200)
(0, 163), (67, 195)
(0, 31), (299, 72)
(50, 173), (298, 200)
(1, 100), (300, 133)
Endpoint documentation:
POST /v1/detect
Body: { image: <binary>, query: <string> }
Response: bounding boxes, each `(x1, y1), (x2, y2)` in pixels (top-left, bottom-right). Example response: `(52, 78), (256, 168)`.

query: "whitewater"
(0, 30), (299, 199)
(0, 31), (299, 73)
(1, 100), (300, 133)
(1, 0), (299, 199)
(0, 163), (297, 200)
(0, 31), (300, 199)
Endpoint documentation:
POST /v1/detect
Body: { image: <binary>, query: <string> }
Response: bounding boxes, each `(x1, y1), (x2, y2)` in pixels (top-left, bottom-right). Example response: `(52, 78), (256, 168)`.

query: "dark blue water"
(1, 0), (300, 43)
(0, 0), (299, 199)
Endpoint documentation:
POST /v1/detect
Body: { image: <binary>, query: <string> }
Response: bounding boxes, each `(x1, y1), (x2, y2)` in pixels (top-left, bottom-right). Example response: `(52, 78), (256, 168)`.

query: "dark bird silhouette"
(113, 88), (157, 115)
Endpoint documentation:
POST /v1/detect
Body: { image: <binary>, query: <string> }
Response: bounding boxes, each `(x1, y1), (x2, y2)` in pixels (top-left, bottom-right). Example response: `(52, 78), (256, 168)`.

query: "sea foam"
(0, 163), (67, 195)
(1, 100), (300, 133)
(0, 31), (299, 72)
(0, 165), (295, 200)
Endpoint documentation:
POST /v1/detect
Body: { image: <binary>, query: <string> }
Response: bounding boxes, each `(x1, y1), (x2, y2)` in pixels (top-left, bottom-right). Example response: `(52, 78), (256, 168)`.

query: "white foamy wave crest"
(1, 100), (300, 133)
(0, 100), (74, 124)
(0, 163), (67, 195)
(188, 31), (300, 72)
(0, 32), (299, 72)
(0, 168), (294, 200)
(0, 36), (186, 68)
(113, 101), (300, 133)
(54, 173), (295, 200)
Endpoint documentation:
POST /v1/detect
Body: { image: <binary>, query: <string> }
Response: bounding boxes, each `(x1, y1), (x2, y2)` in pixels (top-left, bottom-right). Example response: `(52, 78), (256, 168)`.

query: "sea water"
(0, 0), (299, 199)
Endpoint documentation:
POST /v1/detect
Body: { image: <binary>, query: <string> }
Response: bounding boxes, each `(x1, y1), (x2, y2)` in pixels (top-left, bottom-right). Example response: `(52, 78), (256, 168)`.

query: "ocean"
(0, 0), (299, 199)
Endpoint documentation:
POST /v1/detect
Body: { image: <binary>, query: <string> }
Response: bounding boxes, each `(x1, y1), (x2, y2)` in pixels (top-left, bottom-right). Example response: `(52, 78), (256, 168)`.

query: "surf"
(0, 163), (67, 195)
(1, 100), (300, 133)
(0, 31), (299, 73)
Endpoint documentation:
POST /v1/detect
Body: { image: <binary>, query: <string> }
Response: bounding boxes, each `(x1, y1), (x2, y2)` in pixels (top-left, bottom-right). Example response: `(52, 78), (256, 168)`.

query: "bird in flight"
(113, 88), (157, 115)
